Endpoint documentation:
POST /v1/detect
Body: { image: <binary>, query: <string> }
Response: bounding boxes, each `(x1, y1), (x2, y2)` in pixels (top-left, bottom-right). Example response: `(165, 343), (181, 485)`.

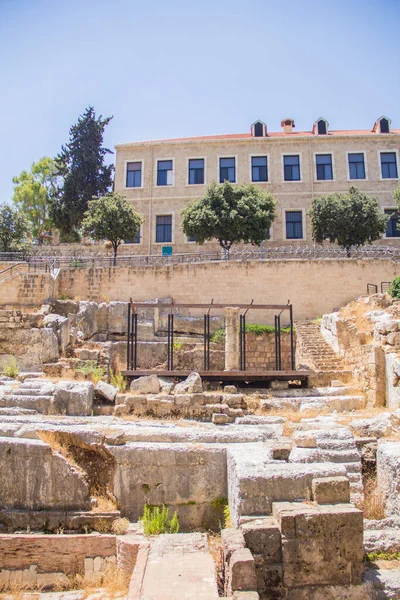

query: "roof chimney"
(281, 118), (295, 134)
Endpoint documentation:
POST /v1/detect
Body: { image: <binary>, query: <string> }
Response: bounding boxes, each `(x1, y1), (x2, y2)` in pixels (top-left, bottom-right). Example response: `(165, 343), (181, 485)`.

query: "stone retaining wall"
(1, 259), (399, 320)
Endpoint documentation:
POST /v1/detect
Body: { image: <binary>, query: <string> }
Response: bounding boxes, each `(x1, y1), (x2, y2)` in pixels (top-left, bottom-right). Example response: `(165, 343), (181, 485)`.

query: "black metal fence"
(126, 301), (295, 373)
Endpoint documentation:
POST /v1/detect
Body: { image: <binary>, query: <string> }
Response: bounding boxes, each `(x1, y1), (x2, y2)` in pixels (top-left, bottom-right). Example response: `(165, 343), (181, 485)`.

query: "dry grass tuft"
(92, 496), (118, 513)
(111, 517), (130, 535)
(356, 476), (385, 520)
(53, 563), (130, 598)
(208, 532), (224, 596)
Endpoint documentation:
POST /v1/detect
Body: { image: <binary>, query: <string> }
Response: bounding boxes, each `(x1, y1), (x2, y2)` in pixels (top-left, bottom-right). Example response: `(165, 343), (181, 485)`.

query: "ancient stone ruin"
(0, 292), (400, 599)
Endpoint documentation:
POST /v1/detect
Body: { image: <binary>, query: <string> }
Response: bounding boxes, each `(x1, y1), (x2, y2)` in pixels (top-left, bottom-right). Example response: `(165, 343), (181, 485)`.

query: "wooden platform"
(122, 369), (311, 384)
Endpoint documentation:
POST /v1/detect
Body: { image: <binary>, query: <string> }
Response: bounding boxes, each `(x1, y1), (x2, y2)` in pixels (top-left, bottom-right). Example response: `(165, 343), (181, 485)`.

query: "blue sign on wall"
(162, 246), (173, 256)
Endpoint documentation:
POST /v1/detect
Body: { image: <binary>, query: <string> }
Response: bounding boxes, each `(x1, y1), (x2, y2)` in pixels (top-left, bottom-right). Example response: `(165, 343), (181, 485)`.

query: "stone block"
(212, 413), (229, 425)
(312, 476), (351, 504)
(271, 381), (289, 389)
(96, 381), (118, 403)
(232, 593), (260, 600)
(228, 548), (257, 595)
(0, 437), (91, 511)
(224, 385), (238, 394)
(272, 444), (291, 461)
(223, 393), (244, 408)
(158, 377), (175, 394)
(221, 528), (245, 562)
(377, 442), (400, 517)
(53, 381), (94, 416)
(240, 517), (282, 562)
(174, 372), (203, 394)
(130, 375), (160, 395)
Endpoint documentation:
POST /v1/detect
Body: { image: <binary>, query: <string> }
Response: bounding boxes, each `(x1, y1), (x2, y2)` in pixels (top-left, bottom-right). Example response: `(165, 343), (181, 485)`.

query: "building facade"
(114, 116), (400, 254)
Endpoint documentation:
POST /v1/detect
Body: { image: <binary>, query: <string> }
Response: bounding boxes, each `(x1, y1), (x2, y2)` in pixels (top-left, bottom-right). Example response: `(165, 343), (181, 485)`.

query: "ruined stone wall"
(321, 295), (400, 406)
(246, 331), (293, 370)
(0, 533), (116, 574)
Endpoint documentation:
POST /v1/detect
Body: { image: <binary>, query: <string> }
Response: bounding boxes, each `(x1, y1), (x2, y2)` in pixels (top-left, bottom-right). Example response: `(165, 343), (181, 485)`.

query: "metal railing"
(1, 245), (400, 276)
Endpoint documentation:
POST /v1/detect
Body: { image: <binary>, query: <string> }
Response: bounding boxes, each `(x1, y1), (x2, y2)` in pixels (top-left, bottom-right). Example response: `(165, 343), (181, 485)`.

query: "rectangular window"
(284, 155), (300, 181)
(385, 209), (400, 238)
(157, 160), (173, 186)
(265, 228), (270, 240)
(124, 228), (141, 244)
(187, 235), (197, 242)
(381, 153), (398, 179)
(286, 211), (303, 239)
(316, 154), (333, 180)
(348, 153), (366, 179)
(156, 215), (172, 243)
(188, 159), (204, 185)
(220, 157), (236, 183)
(126, 162), (142, 187)
(252, 156), (268, 182)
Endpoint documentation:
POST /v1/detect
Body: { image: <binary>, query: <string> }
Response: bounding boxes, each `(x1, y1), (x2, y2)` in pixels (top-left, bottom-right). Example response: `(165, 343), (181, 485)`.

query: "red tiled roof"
(116, 129), (400, 146)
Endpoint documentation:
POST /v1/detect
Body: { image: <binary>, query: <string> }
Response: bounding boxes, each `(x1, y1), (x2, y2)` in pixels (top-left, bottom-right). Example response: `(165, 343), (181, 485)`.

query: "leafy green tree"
(12, 157), (57, 244)
(0, 205), (29, 253)
(81, 192), (143, 264)
(181, 181), (276, 255)
(308, 187), (387, 256)
(394, 186), (400, 214)
(50, 106), (114, 235)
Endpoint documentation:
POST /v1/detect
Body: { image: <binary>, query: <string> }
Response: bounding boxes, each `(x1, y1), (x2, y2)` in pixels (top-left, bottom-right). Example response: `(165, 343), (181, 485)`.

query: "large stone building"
(114, 116), (400, 254)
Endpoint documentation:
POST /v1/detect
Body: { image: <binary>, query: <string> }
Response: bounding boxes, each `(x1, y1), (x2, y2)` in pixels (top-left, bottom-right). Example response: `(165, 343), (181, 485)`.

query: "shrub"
(2, 355), (19, 378)
(173, 341), (183, 351)
(110, 369), (125, 392)
(111, 517), (130, 535)
(141, 504), (180, 536)
(389, 276), (400, 299)
(210, 328), (225, 344)
(76, 360), (105, 384)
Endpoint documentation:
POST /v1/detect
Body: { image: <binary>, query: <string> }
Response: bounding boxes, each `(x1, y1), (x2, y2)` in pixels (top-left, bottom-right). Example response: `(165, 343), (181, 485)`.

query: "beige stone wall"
(115, 133), (400, 254)
(246, 331), (293, 370)
(2, 259), (400, 321)
(0, 273), (54, 307)
(57, 259), (400, 321)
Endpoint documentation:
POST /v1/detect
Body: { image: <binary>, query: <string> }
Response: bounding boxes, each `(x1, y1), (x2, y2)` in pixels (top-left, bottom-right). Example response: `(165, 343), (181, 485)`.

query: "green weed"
(2, 355), (19, 378)
(141, 504), (180, 536)
(76, 360), (105, 384)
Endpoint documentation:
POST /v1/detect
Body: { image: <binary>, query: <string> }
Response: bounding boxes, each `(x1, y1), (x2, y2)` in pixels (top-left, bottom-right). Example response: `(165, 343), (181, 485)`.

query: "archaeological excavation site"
(0, 256), (400, 600)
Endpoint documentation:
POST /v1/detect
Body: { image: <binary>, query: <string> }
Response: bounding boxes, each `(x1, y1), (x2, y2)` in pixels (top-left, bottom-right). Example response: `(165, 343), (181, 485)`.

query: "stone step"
(289, 447), (361, 464)
(271, 387), (361, 398)
(12, 387), (55, 397)
(0, 395), (55, 410)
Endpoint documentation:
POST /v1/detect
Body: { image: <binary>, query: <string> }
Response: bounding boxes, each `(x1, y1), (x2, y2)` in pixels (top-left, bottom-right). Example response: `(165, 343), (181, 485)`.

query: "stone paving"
(140, 533), (218, 600)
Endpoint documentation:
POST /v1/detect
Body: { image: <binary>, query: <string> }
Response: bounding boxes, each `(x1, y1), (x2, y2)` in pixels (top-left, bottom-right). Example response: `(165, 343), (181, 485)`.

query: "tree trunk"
(113, 244), (117, 267)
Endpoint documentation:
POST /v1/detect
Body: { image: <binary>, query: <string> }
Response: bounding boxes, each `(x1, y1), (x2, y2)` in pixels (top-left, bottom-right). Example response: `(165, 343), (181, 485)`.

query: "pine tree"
(50, 106), (114, 235)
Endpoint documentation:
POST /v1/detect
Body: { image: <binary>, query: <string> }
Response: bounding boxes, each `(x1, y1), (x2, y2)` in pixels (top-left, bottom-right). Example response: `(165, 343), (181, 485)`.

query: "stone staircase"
(290, 427), (364, 500)
(295, 320), (347, 371)
(262, 385), (365, 413)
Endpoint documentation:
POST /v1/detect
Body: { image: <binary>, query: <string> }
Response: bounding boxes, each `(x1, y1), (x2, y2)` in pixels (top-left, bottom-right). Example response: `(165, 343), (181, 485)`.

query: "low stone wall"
(0, 533), (142, 590)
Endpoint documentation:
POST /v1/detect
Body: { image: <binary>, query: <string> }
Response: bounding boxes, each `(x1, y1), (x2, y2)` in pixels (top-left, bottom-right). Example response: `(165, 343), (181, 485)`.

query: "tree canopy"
(81, 192), (143, 262)
(181, 181), (276, 253)
(50, 106), (114, 235)
(308, 187), (387, 254)
(12, 157), (57, 244)
(0, 205), (29, 253)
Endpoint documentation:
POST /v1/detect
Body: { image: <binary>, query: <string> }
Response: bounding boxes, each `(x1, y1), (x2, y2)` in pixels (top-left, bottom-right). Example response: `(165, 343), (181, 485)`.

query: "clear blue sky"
(0, 0), (399, 202)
